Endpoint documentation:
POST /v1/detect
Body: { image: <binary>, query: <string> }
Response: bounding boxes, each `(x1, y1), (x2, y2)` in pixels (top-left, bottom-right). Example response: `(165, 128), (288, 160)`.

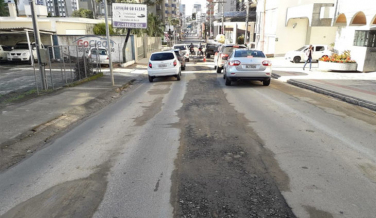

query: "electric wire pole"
(244, 0), (249, 46)
(29, 0), (47, 90)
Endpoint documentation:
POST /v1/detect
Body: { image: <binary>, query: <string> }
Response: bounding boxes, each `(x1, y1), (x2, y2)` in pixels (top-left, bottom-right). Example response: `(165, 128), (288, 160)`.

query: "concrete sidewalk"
(0, 70), (142, 148)
(270, 57), (376, 111)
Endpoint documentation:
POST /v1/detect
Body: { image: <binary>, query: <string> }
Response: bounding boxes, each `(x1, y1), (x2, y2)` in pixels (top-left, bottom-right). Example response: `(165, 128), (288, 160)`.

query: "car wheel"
(206, 54), (210, 58)
(176, 72), (181, 81)
(187, 58), (189, 62)
(293, 56), (301, 63)
(182, 65), (186, 70)
(225, 77), (231, 86)
(216, 66), (222, 74)
(148, 75), (153, 83)
(223, 73), (226, 80)
(263, 79), (271, 86)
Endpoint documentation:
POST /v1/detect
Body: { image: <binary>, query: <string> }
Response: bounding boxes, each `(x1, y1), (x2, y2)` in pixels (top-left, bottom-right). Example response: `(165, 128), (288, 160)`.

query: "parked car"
(205, 42), (220, 58)
(87, 47), (109, 65)
(214, 44), (246, 73)
(173, 44), (190, 62)
(223, 49), (272, 86)
(171, 49), (186, 70)
(0, 45), (13, 61)
(7, 42), (40, 63)
(148, 51), (182, 82)
(285, 45), (332, 63)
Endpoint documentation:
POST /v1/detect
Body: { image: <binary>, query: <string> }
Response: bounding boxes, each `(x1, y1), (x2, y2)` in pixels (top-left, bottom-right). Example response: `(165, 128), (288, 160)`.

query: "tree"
(72, 8), (93, 18)
(144, 13), (164, 37)
(0, 0), (9, 16)
(93, 23), (115, 35)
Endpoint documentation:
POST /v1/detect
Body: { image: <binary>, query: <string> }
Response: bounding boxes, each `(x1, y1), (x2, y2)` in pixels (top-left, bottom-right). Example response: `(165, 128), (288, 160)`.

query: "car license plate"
(246, 64), (257, 68)
(159, 64), (167, 68)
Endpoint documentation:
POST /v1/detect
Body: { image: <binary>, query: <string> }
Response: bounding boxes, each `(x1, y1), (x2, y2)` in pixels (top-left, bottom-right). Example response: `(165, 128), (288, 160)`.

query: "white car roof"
(151, 51), (174, 54)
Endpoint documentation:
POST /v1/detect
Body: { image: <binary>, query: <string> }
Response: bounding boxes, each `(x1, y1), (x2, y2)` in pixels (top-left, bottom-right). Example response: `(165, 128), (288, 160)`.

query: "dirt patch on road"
(171, 73), (295, 217)
(1, 161), (111, 218)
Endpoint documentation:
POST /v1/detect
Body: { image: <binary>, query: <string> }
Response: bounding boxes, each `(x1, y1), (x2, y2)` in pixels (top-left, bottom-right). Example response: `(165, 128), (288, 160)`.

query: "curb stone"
(287, 79), (376, 112)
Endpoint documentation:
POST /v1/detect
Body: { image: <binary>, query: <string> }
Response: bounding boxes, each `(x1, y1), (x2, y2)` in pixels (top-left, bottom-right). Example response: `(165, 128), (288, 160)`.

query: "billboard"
(112, 3), (147, 29)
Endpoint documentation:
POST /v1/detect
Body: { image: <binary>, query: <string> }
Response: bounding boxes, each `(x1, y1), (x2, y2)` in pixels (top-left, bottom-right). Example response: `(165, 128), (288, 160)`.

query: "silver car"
(223, 49), (272, 86)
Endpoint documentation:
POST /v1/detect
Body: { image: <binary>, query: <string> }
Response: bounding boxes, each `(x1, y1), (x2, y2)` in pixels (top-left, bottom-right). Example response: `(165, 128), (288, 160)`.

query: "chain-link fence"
(30, 44), (124, 93)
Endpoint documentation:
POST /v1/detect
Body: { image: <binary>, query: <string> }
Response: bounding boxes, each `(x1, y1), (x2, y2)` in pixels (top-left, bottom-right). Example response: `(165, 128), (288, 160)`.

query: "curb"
(287, 79), (376, 112)
(271, 72), (281, 79)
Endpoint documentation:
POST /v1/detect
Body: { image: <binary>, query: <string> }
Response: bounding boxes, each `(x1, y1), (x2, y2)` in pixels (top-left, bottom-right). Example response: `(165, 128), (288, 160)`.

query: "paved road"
(1, 60), (376, 217)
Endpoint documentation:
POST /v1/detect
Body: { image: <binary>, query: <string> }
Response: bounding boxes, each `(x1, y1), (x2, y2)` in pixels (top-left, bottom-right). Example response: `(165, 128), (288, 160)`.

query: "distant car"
(214, 44), (246, 73)
(87, 47), (109, 65)
(223, 49), (272, 86)
(171, 49), (186, 70)
(7, 42), (41, 63)
(148, 51), (182, 82)
(173, 44), (190, 62)
(205, 42), (220, 58)
(284, 45), (332, 63)
(0, 45), (12, 61)
(137, 14), (146, 18)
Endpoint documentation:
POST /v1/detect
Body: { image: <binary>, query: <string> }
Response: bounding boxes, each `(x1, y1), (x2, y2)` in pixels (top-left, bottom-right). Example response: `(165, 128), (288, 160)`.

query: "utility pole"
(29, 0), (47, 90)
(209, 4), (212, 37)
(104, 0), (114, 86)
(221, 1), (224, 34)
(244, 0), (249, 46)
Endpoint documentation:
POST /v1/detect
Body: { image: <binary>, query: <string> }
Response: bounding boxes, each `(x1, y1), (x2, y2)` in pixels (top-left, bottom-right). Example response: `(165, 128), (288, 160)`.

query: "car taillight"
(229, 60), (241, 66)
(149, 62), (152, 68)
(262, 60), (271, 66)
(173, 60), (177, 67)
(221, 53), (229, 60)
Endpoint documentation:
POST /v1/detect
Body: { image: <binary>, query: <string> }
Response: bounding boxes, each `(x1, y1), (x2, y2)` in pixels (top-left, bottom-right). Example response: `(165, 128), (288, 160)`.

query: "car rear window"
(173, 51), (180, 56)
(174, 46), (186, 50)
(222, 46), (246, 53)
(151, 53), (174, 61)
(91, 49), (107, 55)
(234, 50), (265, 58)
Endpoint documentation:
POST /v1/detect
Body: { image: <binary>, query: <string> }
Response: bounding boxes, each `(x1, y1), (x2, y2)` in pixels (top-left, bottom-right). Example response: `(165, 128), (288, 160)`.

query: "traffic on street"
(1, 36), (376, 218)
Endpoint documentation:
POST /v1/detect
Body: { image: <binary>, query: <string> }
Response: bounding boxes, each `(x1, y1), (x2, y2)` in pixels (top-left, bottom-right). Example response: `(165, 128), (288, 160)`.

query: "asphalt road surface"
(1, 59), (376, 218)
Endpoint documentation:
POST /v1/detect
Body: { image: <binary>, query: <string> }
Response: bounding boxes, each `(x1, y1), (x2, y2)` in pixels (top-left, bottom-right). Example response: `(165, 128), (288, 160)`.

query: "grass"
(64, 72), (104, 87)
(3, 89), (39, 104)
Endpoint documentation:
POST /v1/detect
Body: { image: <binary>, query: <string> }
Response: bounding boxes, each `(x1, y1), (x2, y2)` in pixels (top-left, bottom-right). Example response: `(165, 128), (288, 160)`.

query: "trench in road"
(171, 68), (296, 217)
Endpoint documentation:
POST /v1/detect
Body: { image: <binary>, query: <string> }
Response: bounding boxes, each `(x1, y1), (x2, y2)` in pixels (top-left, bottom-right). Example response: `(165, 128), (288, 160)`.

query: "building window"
(354, 30), (376, 47)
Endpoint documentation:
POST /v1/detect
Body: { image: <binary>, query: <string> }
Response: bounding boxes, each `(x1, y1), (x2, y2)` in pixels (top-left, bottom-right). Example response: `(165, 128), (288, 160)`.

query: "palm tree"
(144, 13), (164, 37)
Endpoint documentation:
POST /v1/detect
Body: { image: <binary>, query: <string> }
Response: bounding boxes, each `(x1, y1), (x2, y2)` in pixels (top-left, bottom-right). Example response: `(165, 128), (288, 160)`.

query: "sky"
(181, 0), (206, 17)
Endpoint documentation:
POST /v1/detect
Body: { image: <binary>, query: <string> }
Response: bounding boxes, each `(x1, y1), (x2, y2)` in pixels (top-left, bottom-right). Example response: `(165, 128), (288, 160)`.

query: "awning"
(0, 27), (55, 34)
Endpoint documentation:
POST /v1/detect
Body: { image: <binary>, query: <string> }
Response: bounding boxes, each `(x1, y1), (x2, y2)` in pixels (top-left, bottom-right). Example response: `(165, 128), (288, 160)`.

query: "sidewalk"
(270, 57), (376, 111)
(0, 69), (142, 148)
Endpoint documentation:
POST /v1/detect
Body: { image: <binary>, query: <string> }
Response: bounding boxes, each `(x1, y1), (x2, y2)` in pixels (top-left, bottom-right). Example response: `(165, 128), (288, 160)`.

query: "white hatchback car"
(87, 47), (109, 65)
(223, 49), (272, 86)
(148, 51), (181, 82)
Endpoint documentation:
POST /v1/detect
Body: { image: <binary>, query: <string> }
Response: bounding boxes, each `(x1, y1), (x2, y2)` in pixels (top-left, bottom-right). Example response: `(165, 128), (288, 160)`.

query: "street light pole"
(104, 0), (114, 86)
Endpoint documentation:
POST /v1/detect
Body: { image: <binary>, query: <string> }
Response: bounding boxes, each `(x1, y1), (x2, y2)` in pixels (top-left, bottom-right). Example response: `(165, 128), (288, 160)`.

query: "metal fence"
(1, 45), (124, 98)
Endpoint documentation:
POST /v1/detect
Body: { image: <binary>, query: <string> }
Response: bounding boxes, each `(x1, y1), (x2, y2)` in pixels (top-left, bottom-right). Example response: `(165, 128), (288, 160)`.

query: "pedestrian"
(303, 45), (313, 71)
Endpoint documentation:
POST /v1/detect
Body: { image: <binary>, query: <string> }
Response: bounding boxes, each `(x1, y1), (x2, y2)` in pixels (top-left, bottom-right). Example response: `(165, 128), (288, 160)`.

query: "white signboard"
(112, 3), (147, 29)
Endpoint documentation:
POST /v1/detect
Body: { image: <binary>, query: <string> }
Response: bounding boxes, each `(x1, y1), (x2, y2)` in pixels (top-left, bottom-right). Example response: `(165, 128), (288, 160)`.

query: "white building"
(332, 0), (376, 71)
(256, 0), (376, 71)
(255, 0), (337, 56)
